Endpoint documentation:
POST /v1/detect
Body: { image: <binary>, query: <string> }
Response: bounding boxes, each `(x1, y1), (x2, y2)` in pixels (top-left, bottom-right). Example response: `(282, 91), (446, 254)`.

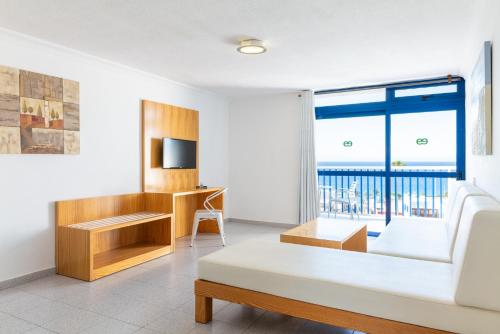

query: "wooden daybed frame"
(194, 279), (452, 334)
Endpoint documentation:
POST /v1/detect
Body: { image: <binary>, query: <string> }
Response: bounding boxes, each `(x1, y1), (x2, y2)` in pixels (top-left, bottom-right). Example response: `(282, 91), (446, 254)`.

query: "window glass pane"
(315, 88), (386, 107)
(391, 110), (456, 171)
(390, 110), (456, 219)
(316, 116), (386, 231)
(314, 80), (463, 225)
(395, 84), (457, 97)
(316, 116), (385, 167)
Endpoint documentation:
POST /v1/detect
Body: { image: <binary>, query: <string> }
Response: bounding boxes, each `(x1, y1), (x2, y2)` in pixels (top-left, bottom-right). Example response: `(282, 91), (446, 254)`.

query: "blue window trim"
(315, 76), (466, 225)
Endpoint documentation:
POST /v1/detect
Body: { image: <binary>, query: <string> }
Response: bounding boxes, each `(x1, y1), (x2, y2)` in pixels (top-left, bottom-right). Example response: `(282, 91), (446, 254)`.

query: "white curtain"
(299, 90), (320, 224)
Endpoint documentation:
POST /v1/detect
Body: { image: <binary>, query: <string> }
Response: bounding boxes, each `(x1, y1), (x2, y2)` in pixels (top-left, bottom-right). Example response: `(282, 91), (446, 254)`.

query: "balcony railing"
(318, 168), (453, 219)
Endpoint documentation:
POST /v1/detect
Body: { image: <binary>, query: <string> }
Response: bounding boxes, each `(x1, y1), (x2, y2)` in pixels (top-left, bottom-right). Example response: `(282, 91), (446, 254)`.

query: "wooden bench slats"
(69, 211), (166, 230)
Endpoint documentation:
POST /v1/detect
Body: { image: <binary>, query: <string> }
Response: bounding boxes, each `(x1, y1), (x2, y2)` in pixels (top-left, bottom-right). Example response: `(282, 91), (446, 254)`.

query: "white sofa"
(198, 195), (500, 334)
(368, 182), (487, 262)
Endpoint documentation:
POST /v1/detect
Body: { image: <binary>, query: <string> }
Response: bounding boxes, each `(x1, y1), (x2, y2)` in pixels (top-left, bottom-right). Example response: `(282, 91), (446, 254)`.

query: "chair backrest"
(445, 184), (486, 254)
(203, 188), (227, 214)
(348, 181), (357, 201)
(452, 195), (500, 311)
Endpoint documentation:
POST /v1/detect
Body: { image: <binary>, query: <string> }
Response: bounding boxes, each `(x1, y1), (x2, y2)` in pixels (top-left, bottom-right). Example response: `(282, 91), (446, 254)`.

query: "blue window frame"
(315, 76), (466, 229)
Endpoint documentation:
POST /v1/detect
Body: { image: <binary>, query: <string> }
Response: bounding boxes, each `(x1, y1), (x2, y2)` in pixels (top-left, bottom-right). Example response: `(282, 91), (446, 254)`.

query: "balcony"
(318, 167), (457, 234)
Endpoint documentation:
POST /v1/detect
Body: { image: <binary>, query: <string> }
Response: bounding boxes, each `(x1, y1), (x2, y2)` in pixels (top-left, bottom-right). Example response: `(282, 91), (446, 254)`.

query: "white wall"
(228, 93), (301, 225)
(0, 29), (229, 282)
(460, 0), (500, 199)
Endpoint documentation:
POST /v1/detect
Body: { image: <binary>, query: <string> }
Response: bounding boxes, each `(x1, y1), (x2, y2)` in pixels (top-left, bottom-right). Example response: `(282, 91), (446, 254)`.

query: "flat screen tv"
(162, 138), (197, 169)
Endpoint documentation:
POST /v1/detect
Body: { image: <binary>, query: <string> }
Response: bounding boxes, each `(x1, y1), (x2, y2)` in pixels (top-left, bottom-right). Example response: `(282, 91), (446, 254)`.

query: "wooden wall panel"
(141, 100), (222, 238)
(144, 192), (173, 213)
(142, 100), (199, 193)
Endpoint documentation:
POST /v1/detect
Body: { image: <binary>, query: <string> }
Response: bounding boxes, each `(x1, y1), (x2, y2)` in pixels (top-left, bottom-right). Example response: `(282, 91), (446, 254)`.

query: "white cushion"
(369, 221), (450, 262)
(386, 180), (464, 226)
(368, 183), (485, 262)
(445, 184), (486, 254)
(443, 180), (466, 221)
(198, 239), (500, 333)
(452, 196), (500, 312)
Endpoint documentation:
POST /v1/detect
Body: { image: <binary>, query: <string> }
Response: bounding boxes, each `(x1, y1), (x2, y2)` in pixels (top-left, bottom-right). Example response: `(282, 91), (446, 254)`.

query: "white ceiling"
(0, 0), (475, 97)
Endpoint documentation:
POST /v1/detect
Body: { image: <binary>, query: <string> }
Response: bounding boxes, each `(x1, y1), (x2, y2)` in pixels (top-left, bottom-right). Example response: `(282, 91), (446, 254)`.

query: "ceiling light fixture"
(237, 39), (267, 54)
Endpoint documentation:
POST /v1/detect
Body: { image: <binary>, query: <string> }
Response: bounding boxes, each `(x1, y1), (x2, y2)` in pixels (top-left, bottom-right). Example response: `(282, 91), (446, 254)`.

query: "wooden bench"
(56, 193), (173, 281)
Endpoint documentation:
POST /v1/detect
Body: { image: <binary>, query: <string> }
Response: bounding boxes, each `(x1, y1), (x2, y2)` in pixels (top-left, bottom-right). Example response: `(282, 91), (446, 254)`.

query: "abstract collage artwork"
(0, 65), (79, 154)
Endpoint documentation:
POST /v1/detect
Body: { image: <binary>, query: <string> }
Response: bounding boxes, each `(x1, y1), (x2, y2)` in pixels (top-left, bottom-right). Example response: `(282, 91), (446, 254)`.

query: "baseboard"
(0, 219), (294, 290)
(226, 218), (297, 229)
(0, 267), (55, 290)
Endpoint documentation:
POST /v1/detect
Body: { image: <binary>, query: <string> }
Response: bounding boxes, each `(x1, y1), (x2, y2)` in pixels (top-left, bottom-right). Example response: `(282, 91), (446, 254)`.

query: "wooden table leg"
(195, 294), (213, 323)
(342, 225), (368, 252)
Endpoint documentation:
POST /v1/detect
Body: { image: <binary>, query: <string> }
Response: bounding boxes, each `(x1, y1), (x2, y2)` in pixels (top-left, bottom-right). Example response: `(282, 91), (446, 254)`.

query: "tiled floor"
(0, 222), (365, 334)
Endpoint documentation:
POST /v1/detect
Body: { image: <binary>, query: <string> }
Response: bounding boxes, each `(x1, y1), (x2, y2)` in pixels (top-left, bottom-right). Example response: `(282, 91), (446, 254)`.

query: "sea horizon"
(318, 161), (455, 167)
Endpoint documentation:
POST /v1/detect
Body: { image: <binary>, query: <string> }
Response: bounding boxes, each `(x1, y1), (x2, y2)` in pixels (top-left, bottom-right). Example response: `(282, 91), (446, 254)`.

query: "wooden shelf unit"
(93, 243), (167, 269)
(56, 193), (174, 281)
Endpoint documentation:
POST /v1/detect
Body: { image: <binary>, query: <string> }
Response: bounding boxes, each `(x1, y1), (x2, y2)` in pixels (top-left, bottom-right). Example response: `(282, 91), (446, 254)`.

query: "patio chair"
(330, 181), (359, 219)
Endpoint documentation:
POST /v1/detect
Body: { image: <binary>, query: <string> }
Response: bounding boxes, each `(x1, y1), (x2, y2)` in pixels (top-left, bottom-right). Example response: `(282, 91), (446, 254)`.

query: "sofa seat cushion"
(368, 221), (450, 262)
(198, 240), (500, 334)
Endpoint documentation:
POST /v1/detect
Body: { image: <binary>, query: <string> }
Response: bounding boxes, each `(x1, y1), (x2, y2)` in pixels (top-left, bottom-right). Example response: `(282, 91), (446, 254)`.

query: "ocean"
(318, 161), (456, 198)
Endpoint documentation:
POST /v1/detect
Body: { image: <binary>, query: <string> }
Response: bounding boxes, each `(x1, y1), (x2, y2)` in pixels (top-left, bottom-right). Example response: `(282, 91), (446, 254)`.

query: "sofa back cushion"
(452, 196), (500, 311)
(446, 184), (485, 254)
(443, 180), (466, 221)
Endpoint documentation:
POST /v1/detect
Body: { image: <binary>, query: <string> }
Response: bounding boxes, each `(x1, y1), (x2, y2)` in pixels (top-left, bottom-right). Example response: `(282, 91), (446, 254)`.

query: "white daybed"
(368, 183), (486, 262)
(196, 196), (500, 334)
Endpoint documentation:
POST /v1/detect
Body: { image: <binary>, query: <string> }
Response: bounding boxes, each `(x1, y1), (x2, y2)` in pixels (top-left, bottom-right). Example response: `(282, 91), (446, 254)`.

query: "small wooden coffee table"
(280, 218), (367, 252)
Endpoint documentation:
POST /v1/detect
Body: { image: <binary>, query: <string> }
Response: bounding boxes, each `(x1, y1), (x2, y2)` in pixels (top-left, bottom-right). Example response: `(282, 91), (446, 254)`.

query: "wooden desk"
(280, 218), (367, 252)
(166, 187), (224, 238)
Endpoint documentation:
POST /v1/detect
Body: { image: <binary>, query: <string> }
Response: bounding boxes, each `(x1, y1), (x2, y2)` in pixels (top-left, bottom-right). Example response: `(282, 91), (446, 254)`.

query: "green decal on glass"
(416, 138), (429, 145)
(343, 141), (353, 147)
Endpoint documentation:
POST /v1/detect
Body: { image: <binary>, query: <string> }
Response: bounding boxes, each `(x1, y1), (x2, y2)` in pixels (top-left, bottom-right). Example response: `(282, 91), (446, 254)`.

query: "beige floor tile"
(145, 309), (198, 334)
(213, 303), (264, 328)
(80, 317), (140, 334)
(1, 222), (359, 334)
(0, 312), (37, 333)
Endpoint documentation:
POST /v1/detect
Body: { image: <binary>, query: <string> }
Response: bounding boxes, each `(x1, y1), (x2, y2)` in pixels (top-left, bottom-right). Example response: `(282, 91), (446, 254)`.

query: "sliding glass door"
(390, 110), (457, 218)
(315, 78), (465, 235)
(316, 115), (387, 233)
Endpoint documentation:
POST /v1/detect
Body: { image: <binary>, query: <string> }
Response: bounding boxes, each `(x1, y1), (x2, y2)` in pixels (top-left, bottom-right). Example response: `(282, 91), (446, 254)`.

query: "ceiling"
(0, 0), (475, 97)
